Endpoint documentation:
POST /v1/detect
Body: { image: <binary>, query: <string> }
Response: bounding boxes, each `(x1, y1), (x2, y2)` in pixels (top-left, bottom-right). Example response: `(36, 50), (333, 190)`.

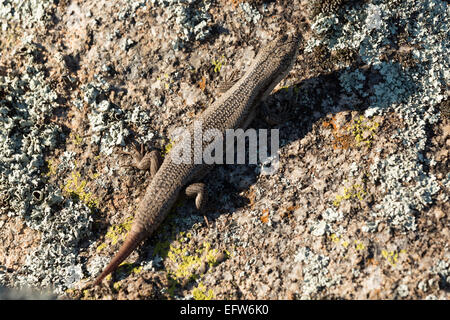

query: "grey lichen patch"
(0, 0), (54, 31)
(17, 201), (92, 293)
(0, 51), (60, 221)
(293, 247), (341, 299)
(239, 2), (262, 24)
(369, 149), (441, 232)
(83, 75), (155, 155)
(306, 0), (448, 232)
(0, 42), (93, 295)
(309, 0), (362, 18)
(149, 0), (213, 50)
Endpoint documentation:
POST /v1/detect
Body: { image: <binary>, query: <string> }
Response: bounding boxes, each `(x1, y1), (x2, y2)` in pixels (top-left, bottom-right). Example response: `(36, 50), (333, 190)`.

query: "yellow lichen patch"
(329, 233), (408, 268)
(163, 139), (174, 157)
(193, 282), (215, 300)
(328, 234), (366, 254)
(212, 55), (226, 73)
(97, 216), (134, 252)
(148, 205), (226, 297)
(156, 73), (173, 90)
(333, 183), (367, 207)
(168, 240), (219, 281)
(82, 289), (90, 299)
(277, 84), (290, 92)
(203, 242), (221, 267)
(107, 265), (147, 291)
(330, 233), (340, 244)
(323, 114), (380, 150)
(354, 241), (365, 251)
(116, 262), (143, 278)
(96, 242), (107, 252)
(381, 249), (407, 267)
(153, 239), (171, 258)
(113, 281), (121, 292)
(44, 159), (57, 177)
(328, 233), (350, 249)
(62, 171), (99, 209)
(153, 230), (224, 297)
(91, 172), (100, 179)
(104, 216), (134, 246)
(69, 131), (83, 146)
(347, 115), (379, 147)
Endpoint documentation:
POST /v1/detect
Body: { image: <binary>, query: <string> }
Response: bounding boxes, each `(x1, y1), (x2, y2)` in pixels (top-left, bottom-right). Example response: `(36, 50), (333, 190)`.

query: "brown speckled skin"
(93, 31), (302, 286)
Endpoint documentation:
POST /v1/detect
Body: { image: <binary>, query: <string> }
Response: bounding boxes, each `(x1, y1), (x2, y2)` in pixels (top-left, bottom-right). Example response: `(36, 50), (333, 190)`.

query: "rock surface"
(0, 0), (448, 299)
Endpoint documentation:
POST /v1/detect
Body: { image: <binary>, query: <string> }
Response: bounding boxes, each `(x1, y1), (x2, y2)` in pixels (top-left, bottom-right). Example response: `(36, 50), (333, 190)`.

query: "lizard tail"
(93, 230), (145, 286)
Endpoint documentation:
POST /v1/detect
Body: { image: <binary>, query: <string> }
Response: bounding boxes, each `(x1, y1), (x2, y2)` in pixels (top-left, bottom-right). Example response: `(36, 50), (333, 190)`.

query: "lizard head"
(251, 30), (302, 99)
(262, 30), (302, 76)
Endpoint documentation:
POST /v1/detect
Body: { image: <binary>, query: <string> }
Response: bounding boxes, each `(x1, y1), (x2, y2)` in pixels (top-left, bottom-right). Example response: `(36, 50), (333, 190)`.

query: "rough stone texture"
(0, 0), (448, 299)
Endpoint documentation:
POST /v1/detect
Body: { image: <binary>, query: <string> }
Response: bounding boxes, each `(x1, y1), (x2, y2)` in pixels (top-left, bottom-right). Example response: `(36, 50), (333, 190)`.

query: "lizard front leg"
(121, 143), (162, 177)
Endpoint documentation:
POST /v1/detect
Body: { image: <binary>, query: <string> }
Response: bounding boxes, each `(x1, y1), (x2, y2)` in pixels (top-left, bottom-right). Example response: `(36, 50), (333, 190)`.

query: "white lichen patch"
(322, 207), (343, 223)
(309, 207), (345, 238)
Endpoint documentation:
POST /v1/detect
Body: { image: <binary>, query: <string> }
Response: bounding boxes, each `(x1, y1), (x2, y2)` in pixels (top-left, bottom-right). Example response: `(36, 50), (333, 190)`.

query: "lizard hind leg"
(185, 183), (207, 211)
(185, 182), (210, 226)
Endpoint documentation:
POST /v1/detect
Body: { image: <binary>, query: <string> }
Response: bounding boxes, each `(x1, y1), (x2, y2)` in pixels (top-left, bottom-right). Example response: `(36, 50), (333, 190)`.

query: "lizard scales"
(93, 31), (301, 286)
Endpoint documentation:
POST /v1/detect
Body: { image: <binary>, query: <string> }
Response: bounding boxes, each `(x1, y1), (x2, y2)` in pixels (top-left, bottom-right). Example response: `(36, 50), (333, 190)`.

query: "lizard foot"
(185, 182), (210, 227)
(217, 69), (242, 94)
(121, 142), (161, 176)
